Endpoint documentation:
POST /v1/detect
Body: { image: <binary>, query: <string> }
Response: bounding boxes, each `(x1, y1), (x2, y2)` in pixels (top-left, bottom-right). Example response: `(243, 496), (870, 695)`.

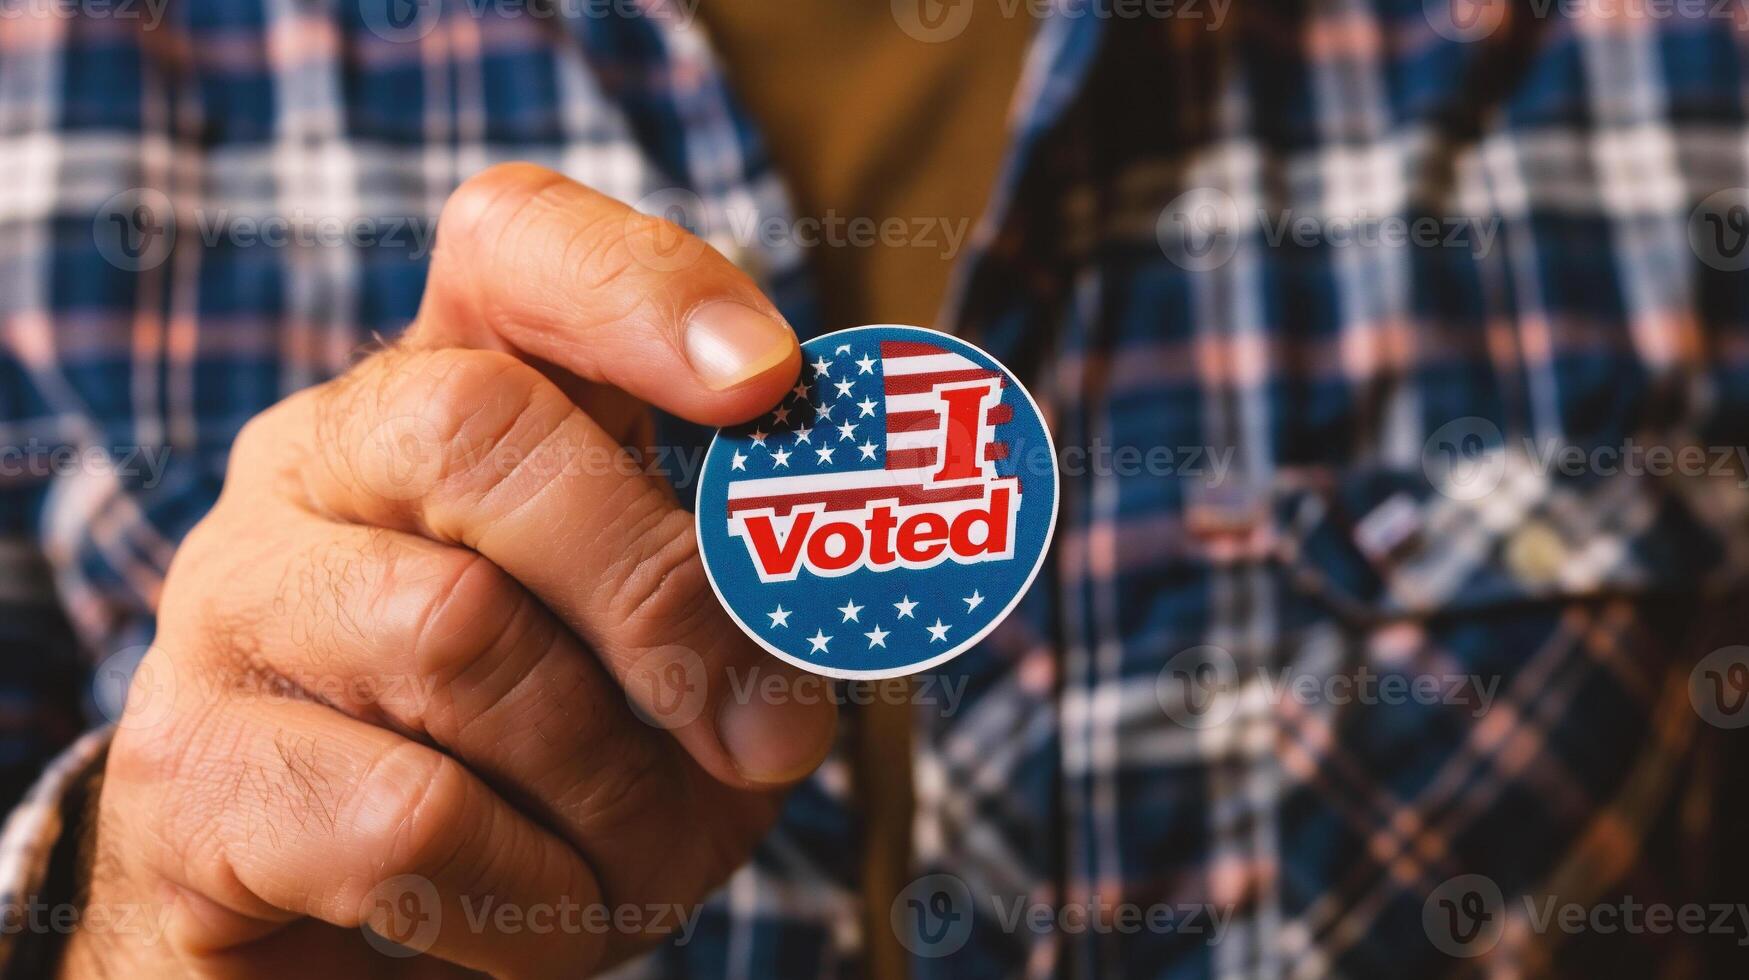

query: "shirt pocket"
(1270, 448), (1733, 626)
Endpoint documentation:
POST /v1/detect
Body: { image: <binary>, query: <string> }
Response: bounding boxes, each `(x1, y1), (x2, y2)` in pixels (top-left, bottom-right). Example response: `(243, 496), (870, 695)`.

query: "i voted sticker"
(696, 325), (1058, 680)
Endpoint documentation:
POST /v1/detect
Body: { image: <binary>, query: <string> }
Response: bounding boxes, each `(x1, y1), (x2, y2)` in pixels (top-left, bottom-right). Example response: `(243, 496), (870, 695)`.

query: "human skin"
(58, 163), (839, 978)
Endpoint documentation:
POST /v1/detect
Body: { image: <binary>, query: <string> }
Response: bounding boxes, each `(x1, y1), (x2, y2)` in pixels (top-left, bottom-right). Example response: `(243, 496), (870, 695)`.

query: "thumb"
(410, 162), (800, 425)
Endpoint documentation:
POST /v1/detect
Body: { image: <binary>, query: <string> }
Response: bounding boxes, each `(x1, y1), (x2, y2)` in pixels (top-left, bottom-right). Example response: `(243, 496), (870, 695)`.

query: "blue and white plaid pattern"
(5, 1), (1749, 977)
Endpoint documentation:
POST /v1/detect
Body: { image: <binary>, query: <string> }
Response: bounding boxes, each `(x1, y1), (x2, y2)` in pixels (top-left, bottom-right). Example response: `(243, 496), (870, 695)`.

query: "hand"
(61, 164), (838, 978)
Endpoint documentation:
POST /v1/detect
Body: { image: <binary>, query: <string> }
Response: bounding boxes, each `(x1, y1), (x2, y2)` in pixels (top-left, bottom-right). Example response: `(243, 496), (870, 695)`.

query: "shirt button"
(1505, 520), (1567, 587)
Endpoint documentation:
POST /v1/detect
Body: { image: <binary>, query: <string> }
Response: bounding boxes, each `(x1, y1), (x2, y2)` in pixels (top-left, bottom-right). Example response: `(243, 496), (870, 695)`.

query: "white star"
(815, 401), (834, 421)
(859, 440), (878, 461)
(771, 447), (792, 468)
(750, 428), (768, 447)
(815, 445), (836, 464)
(864, 624), (889, 648)
(835, 343), (852, 355)
(856, 353), (877, 374)
(772, 405), (791, 426)
(833, 378), (855, 399)
(838, 599), (863, 623)
(857, 398), (878, 417)
(926, 618), (951, 643)
(792, 424), (812, 444)
(963, 590), (984, 612)
(837, 420), (858, 441)
(731, 450), (747, 471)
(767, 605), (791, 628)
(791, 381), (810, 401)
(807, 628), (832, 654)
(811, 355), (832, 377)
(894, 595), (918, 619)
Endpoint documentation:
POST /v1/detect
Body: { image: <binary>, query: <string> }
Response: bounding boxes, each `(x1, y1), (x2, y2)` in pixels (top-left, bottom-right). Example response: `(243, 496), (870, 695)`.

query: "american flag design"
(696, 325), (1058, 679)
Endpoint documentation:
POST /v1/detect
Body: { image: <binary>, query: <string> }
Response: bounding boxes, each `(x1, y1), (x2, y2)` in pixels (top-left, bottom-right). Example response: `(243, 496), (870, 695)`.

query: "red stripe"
(880, 340), (948, 358)
(885, 405), (1008, 436)
(886, 410), (939, 433)
(726, 481), (984, 517)
(884, 369), (1002, 396)
(884, 447), (937, 469)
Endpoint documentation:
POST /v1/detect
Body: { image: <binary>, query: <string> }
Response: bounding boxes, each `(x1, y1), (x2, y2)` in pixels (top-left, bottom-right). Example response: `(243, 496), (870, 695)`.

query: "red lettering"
(740, 510), (814, 577)
(898, 512), (949, 563)
(867, 505), (897, 566)
(934, 383), (993, 482)
(732, 479), (1020, 580)
(807, 520), (864, 572)
(950, 485), (1011, 556)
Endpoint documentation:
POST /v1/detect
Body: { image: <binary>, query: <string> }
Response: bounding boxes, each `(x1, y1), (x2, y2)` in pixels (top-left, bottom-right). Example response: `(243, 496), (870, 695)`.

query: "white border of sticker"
(695, 324), (1060, 681)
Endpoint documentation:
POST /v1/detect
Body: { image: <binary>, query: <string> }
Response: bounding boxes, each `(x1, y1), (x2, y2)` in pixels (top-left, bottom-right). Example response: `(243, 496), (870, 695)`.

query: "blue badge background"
(696, 325), (1058, 679)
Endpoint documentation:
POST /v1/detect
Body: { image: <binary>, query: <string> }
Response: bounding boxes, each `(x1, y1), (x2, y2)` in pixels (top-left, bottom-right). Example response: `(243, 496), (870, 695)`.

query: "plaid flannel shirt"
(5, 0), (1749, 976)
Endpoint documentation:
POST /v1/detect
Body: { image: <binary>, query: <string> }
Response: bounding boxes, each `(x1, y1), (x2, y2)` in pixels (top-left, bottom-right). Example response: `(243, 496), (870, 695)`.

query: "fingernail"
(684, 301), (795, 390)
(716, 683), (835, 785)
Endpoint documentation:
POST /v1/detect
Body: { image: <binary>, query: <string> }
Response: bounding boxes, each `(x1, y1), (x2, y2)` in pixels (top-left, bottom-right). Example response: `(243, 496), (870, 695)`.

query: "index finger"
(292, 345), (837, 789)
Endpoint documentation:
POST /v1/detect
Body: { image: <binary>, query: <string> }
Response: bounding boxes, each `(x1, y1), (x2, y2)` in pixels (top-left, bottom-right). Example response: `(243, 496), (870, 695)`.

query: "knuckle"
(222, 394), (321, 491)
(226, 409), (282, 471)
(360, 744), (476, 883)
(104, 692), (188, 785)
(414, 348), (572, 497)
(109, 698), (234, 856)
(406, 550), (530, 686)
(392, 346), (530, 429)
(158, 517), (225, 615)
(262, 729), (346, 834)
(321, 346), (574, 512)
(281, 532), (390, 660)
(599, 491), (710, 649)
(437, 163), (664, 324)
(438, 162), (570, 257)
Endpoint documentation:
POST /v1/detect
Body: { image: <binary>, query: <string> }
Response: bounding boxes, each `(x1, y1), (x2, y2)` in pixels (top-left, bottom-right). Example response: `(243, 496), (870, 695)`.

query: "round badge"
(696, 325), (1058, 680)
